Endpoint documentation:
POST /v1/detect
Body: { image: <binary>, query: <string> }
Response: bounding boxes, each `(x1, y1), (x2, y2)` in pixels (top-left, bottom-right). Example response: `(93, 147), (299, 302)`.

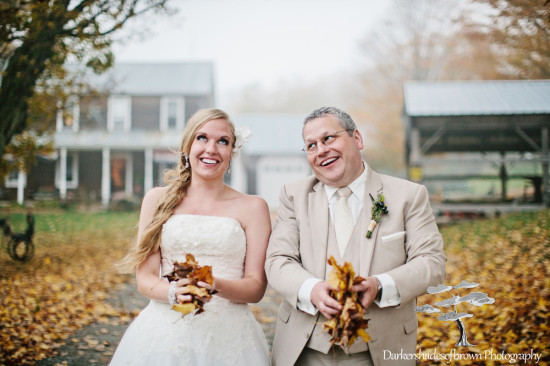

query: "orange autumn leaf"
(163, 253), (217, 318)
(357, 328), (371, 343)
(172, 303), (199, 316)
(182, 285), (209, 298)
(190, 265), (214, 285)
(323, 256), (370, 350)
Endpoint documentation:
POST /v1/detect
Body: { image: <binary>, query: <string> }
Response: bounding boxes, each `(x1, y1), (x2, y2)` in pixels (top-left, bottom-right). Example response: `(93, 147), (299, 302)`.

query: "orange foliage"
(415, 211), (550, 365)
(163, 253), (217, 316)
(323, 256), (371, 350)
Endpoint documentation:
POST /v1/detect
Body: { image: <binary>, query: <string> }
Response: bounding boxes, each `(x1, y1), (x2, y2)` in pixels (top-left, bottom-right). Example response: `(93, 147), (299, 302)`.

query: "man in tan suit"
(265, 107), (446, 366)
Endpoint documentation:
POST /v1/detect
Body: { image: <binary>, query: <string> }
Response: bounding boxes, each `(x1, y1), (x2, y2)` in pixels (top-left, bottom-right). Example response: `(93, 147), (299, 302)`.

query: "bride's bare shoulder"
(145, 186), (168, 200)
(141, 186), (169, 209)
(234, 192), (269, 219)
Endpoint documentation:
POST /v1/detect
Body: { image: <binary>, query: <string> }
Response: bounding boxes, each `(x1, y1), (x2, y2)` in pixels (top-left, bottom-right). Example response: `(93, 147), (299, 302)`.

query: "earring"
(182, 153), (190, 169)
(227, 161), (231, 174)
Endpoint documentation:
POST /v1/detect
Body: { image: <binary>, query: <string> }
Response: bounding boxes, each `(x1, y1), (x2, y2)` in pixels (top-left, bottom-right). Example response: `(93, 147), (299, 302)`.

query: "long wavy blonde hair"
(118, 108), (235, 273)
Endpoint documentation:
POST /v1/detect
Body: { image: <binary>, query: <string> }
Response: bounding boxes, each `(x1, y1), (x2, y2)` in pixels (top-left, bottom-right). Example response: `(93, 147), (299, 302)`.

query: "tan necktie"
(334, 187), (354, 257)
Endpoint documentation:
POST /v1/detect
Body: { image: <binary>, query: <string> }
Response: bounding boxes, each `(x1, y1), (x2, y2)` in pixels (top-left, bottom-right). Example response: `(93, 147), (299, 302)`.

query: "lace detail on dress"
(160, 215), (247, 281)
(110, 215), (269, 366)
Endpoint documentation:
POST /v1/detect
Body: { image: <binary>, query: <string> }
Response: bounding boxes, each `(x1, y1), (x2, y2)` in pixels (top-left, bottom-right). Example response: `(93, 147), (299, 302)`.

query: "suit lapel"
(359, 166), (383, 278)
(308, 180), (330, 279)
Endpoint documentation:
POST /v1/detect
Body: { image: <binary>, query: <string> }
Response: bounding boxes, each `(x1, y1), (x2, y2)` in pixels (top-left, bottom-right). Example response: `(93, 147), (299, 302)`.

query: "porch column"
(101, 147), (111, 206)
(125, 153), (133, 197)
(230, 152), (247, 193)
(17, 171), (25, 205)
(144, 148), (153, 193)
(59, 147), (67, 200)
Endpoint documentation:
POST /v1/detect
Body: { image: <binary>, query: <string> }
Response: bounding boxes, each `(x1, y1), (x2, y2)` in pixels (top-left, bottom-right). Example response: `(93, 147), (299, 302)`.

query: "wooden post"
(409, 127), (422, 181)
(543, 127), (549, 207)
(499, 152), (507, 202)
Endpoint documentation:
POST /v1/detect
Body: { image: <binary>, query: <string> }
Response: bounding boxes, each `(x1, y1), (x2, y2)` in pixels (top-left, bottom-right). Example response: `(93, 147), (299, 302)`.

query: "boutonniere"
(366, 193), (389, 238)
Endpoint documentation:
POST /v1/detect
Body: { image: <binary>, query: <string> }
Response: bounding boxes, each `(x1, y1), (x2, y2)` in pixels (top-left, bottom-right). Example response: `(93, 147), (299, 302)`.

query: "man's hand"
(310, 281), (342, 319)
(351, 277), (379, 309)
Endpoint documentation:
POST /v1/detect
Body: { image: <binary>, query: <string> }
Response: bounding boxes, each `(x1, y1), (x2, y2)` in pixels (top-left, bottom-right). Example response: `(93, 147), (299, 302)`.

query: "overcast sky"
(113, 0), (390, 107)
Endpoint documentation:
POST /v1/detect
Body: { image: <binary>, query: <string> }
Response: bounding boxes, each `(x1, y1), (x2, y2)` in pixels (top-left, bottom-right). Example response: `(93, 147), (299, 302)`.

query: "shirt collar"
(324, 162), (368, 203)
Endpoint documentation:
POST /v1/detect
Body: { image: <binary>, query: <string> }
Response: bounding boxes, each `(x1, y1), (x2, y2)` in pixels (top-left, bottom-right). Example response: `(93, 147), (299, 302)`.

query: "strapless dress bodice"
(160, 215), (246, 280)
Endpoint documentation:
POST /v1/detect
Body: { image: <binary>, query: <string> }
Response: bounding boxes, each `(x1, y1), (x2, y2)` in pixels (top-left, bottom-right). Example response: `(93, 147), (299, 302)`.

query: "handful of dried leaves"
(323, 256), (371, 349)
(163, 253), (217, 317)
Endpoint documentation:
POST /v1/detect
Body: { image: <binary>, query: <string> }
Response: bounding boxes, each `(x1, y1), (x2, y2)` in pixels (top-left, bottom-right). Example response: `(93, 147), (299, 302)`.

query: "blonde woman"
(110, 109), (271, 366)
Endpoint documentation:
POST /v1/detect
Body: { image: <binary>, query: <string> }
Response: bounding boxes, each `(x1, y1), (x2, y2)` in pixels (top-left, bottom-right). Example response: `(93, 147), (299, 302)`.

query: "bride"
(110, 108), (271, 365)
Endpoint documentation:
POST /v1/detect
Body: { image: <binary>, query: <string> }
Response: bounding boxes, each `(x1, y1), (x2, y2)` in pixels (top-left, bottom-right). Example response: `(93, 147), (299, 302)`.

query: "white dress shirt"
(297, 164), (401, 314)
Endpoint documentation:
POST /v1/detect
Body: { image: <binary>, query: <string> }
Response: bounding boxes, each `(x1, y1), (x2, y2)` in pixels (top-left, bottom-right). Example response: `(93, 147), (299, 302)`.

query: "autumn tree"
(466, 0), (550, 79)
(0, 0), (172, 177)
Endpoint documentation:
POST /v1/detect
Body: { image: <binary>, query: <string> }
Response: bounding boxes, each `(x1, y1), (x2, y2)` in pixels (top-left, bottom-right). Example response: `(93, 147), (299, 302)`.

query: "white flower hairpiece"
(233, 126), (252, 153)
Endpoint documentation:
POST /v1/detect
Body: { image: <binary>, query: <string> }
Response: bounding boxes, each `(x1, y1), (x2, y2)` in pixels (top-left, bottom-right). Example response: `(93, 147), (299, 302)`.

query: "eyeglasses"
(302, 129), (352, 154)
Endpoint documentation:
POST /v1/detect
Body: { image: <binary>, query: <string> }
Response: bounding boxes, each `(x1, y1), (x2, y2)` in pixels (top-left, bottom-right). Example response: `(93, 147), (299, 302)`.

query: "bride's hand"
(196, 280), (217, 303)
(196, 280), (215, 291)
(174, 279), (193, 303)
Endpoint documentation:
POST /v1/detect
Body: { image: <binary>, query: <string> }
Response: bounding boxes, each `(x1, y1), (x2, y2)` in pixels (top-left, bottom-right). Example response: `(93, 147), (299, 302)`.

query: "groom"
(265, 107), (446, 366)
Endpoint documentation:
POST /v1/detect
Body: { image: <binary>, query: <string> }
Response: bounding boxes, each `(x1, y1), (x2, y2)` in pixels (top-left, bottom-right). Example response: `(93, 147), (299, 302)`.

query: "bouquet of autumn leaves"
(164, 253), (217, 317)
(323, 256), (371, 349)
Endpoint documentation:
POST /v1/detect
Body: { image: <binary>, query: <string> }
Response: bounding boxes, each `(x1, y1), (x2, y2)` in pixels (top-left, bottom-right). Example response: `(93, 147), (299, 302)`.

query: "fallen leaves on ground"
(323, 256), (370, 349)
(416, 210), (550, 365)
(0, 211), (138, 365)
(2, 210), (548, 365)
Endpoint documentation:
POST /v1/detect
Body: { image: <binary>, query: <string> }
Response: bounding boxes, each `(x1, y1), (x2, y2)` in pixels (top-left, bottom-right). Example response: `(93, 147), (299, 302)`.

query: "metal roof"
(403, 80), (550, 116)
(233, 114), (306, 155)
(99, 62), (214, 96)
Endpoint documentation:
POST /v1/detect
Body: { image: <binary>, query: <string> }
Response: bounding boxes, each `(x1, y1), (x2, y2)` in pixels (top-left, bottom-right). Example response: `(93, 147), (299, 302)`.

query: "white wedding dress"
(110, 215), (271, 366)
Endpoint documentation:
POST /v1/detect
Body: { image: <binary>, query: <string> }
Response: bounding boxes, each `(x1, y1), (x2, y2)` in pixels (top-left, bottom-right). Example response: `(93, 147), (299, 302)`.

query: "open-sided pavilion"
(403, 80), (550, 208)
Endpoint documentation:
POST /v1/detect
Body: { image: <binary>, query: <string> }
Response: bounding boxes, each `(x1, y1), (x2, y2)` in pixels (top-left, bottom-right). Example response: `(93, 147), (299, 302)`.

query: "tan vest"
(306, 210), (369, 354)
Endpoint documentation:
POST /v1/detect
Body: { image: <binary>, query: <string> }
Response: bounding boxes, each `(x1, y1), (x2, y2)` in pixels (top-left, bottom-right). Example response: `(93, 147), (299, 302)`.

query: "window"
(160, 97), (184, 131)
(132, 97), (160, 130)
(5, 169), (24, 188)
(80, 96), (107, 130)
(167, 100), (177, 129)
(56, 96), (80, 132)
(108, 96), (131, 131)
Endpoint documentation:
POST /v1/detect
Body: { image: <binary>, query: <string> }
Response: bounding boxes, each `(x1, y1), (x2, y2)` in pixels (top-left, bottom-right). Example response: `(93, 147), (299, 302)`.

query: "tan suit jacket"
(265, 166), (446, 366)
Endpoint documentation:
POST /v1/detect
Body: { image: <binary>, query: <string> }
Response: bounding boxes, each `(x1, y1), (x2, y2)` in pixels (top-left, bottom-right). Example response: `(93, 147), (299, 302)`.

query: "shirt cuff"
(297, 277), (322, 315)
(373, 273), (401, 308)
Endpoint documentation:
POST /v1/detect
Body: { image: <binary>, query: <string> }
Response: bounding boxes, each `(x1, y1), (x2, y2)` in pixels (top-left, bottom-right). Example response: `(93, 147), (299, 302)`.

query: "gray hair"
(303, 107), (356, 136)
